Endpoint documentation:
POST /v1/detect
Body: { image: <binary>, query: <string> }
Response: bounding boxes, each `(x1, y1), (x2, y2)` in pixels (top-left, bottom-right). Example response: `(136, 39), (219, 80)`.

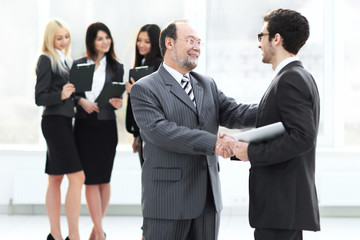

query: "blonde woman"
(35, 18), (85, 240)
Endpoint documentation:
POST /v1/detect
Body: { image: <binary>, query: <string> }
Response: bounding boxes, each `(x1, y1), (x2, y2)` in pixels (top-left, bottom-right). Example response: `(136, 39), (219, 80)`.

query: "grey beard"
(172, 51), (198, 71)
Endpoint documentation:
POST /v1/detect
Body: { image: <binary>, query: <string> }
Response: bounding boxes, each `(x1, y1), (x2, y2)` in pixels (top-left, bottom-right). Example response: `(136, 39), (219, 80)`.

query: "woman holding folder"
(125, 24), (162, 166)
(73, 22), (123, 240)
(35, 18), (84, 240)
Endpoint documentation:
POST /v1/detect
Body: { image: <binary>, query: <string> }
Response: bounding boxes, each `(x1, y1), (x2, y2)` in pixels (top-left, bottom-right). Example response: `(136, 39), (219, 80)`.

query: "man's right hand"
(215, 133), (236, 158)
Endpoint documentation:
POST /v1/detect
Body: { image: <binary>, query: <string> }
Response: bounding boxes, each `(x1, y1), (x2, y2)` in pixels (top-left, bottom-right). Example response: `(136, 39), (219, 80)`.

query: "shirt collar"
(163, 63), (188, 85)
(55, 48), (66, 63)
(272, 56), (299, 78)
(87, 55), (107, 65)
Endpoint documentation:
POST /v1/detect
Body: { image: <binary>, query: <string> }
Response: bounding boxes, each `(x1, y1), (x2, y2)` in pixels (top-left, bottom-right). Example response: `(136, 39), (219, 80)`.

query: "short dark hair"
(134, 24), (162, 67)
(264, 9), (310, 55)
(159, 20), (188, 57)
(85, 22), (118, 69)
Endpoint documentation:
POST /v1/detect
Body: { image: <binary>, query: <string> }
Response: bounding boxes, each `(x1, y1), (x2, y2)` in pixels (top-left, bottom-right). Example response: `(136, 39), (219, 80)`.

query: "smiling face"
(53, 27), (70, 51)
(171, 23), (201, 72)
(137, 31), (151, 56)
(94, 30), (111, 55)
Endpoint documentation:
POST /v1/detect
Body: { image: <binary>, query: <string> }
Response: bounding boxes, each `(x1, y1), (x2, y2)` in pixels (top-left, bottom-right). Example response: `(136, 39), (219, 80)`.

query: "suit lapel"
(105, 64), (113, 83)
(159, 66), (197, 114)
(255, 60), (303, 126)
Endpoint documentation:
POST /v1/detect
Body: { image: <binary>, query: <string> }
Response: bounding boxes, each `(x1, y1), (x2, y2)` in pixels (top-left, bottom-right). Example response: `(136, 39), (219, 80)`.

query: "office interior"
(0, 0), (359, 239)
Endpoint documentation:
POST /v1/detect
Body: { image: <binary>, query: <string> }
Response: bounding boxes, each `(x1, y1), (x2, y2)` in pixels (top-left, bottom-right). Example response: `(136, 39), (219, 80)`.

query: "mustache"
(188, 50), (200, 57)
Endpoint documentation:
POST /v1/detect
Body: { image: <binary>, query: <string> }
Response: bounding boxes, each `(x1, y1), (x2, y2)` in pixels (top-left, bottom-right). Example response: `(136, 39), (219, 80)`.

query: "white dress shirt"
(85, 57), (107, 103)
(55, 48), (68, 69)
(272, 56), (299, 79)
(163, 63), (190, 86)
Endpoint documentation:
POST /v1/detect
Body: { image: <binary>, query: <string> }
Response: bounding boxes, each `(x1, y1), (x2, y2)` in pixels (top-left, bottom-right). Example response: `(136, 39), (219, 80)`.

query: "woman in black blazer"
(35, 18), (85, 240)
(125, 24), (163, 166)
(73, 22), (123, 240)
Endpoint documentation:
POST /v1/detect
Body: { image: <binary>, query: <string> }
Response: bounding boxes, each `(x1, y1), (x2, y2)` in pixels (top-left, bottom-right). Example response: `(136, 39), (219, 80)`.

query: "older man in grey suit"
(130, 20), (257, 240)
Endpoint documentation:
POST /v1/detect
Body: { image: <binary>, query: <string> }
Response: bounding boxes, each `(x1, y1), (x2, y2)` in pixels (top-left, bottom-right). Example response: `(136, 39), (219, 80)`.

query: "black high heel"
(47, 234), (55, 240)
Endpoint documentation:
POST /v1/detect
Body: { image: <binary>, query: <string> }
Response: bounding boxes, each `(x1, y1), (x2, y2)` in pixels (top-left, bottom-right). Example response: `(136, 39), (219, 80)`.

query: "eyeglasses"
(257, 32), (270, 42)
(181, 38), (203, 48)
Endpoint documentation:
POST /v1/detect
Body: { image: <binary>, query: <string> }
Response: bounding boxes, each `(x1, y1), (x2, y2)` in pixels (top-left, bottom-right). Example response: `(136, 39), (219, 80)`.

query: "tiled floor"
(1, 214), (359, 239)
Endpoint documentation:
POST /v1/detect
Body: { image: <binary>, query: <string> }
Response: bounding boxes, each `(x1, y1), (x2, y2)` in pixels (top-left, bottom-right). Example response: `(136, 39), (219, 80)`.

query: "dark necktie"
(63, 60), (69, 70)
(181, 75), (196, 107)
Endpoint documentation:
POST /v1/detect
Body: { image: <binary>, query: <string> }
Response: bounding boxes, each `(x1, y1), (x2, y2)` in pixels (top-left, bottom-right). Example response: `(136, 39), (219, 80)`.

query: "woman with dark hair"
(35, 18), (84, 240)
(73, 22), (124, 240)
(125, 24), (162, 166)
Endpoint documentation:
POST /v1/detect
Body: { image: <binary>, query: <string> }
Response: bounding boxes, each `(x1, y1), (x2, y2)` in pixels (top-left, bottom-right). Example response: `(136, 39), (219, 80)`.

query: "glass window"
(0, 0), (358, 149)
(344, 0), (360, 146)
(0, 0), (183, 147)
(206, 0), (327, 144)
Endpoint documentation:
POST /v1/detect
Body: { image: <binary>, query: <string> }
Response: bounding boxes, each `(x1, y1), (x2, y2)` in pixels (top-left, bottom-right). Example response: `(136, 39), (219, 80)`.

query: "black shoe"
(65, 237), (70, 240)
(47, 234), (55, 240)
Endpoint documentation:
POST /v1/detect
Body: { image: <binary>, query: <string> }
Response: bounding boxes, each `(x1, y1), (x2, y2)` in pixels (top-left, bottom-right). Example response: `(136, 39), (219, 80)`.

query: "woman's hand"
(78, 97), (99, 114)
(132, 137), (139, 153)
(125, 77), (136, 93)
(109, 98), (123, 109)
(61, 82), (75, 100)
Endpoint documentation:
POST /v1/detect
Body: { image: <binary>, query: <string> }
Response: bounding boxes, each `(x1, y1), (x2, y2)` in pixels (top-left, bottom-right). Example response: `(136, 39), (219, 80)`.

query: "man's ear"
(165, 37), (174, 50)
(272, 33), (282, 47)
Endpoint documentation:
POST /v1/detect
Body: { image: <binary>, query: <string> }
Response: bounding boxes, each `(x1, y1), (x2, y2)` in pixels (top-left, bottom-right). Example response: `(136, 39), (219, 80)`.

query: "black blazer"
(247, 61), (320, 231)
(125, 57), (162, 136)
(35, 54), (75, 117)
(73, 57), (124, 120)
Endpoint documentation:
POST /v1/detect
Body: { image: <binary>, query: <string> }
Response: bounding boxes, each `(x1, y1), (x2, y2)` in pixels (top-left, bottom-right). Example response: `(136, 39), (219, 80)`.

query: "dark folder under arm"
(95, 82), (125, 105)
(70, 63), (95, 92)
(129, 66), (154, 82)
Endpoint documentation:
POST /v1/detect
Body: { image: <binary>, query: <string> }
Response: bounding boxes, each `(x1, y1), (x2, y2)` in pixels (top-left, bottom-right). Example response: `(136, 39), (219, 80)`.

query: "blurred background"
(0, 0), (359, 221)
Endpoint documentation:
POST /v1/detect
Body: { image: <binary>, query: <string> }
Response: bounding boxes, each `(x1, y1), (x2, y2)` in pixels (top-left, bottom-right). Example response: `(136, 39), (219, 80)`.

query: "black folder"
(70, 63), (95, 92)
(129, 66), (154, 82)
(95, 82), (125, 105)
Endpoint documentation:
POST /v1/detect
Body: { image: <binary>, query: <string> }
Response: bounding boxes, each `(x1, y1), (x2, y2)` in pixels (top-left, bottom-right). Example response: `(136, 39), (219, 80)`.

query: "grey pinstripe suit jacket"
(130, 64), (257, 220)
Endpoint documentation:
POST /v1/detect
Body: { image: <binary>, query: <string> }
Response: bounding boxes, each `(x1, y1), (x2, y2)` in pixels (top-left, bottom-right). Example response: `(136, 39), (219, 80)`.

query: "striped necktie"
(181, 74), (196, 107)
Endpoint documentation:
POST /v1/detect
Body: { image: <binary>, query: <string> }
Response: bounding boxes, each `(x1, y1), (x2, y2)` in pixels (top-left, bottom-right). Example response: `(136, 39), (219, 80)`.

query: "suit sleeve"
(248, 71), (317, 167)
(130, 82), (217, 156)
(215, 82), (258, 129)
(35, 55), (63, 107)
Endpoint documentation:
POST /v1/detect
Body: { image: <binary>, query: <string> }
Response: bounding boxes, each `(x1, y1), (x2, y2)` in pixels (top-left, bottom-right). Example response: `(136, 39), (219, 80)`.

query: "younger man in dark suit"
(230, 9), (321, 240)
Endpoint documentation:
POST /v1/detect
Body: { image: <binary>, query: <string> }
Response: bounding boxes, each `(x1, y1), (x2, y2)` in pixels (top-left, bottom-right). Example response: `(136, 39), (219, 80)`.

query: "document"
(70, 63), (95, 92)
(230, 122), (285, 161)
(95, 82), (125, 105)
(232, 122), (285, 143)
(129, 66), (154, 82)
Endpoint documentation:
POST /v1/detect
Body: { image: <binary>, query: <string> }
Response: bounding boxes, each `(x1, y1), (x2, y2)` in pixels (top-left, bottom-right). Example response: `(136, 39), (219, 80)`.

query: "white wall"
(1, 148), (360, 216)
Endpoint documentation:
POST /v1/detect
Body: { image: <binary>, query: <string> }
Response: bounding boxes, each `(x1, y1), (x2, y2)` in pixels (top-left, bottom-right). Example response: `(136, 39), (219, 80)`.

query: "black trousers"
(254, 228), (303, 240)
(143, 183), (219, 240)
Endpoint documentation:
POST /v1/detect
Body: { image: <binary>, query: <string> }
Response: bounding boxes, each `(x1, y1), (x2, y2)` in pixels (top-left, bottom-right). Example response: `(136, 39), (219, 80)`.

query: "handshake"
(215, 133), (249, 161)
